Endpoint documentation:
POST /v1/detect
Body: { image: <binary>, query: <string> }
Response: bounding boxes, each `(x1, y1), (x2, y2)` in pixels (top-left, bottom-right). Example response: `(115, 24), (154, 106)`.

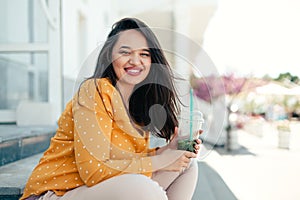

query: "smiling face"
(112, 29), (151, 90)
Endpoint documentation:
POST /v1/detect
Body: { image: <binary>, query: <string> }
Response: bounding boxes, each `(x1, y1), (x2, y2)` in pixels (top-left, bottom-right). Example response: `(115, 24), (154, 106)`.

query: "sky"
(202, 0), (300, 78)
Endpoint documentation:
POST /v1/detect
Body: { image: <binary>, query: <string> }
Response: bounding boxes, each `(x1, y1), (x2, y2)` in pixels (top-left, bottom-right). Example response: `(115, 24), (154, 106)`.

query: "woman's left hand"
(156, 128), (203, 154)
(193, 138), (202, 154)
(155, 127), (179, 155)
(193, 129), (203, 154)
(167, 127), (180, 150)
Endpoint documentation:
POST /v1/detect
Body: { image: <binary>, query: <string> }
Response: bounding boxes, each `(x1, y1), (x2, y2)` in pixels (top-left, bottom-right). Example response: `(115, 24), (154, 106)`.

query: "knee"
(186, 159), (198, 176)
(189, 159), (198, 170)
(123, 174), (168, 200)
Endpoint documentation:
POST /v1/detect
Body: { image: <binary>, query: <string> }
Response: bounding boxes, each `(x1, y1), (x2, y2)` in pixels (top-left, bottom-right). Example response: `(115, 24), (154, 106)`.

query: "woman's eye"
(141, 53), (150, 57)
(120, 50), (130, 55)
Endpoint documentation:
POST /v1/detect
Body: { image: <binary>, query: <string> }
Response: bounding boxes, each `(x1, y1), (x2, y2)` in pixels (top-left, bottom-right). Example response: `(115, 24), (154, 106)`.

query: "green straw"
(189, 88), (194, 141)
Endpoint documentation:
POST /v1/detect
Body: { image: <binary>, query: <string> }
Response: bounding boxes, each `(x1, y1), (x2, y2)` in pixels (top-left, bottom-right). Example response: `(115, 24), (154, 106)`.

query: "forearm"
(151, 154), (168, 172)
(150, 149), (182, 172)
(77, 155), (153, 186)
(155, 145), (168, 155)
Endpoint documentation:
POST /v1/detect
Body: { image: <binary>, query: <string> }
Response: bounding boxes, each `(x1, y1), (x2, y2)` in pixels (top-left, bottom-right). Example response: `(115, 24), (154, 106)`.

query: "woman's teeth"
(125, 67), (142, 75)
(127, 69), (140, 73)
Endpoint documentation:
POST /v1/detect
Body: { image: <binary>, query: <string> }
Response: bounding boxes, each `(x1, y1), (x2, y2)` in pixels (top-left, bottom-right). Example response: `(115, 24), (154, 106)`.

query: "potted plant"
(277, 120), (291, 149)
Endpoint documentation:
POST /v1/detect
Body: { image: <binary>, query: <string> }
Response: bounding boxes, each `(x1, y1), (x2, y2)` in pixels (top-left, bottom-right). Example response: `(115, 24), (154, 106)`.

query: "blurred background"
(0, 0), (300, 199)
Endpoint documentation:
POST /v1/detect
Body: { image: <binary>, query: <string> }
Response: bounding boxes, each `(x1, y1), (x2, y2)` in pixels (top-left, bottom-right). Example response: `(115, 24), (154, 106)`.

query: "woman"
(21, 17), (201, 200)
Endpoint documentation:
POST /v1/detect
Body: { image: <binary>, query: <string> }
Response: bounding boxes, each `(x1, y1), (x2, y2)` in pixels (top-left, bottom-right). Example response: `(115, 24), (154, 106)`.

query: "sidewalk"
(202, 129), (300, 200)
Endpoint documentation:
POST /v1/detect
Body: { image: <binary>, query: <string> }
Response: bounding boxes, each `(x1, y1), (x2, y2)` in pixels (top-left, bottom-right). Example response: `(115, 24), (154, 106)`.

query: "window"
(0, 53), (48, 110)
(0, 0), (62, 123)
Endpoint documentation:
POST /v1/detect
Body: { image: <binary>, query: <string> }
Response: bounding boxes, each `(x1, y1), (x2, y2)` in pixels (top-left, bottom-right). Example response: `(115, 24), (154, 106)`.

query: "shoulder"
(79, 78), (118, 105)
(97, 78), (115, 91)
(96, 78), (116, 99)
(75, 78), (115, 110)
(80, 78), (115, 93)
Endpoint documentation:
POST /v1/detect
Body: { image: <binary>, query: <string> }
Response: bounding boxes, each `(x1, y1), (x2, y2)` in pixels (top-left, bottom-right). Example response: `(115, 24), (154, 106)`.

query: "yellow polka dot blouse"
(21, 78), (156, 200)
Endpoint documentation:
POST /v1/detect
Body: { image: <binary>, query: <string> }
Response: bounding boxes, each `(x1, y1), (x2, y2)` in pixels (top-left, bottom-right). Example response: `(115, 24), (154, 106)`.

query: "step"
(0, 153), (42, 200)
(0, 125), (56, 167)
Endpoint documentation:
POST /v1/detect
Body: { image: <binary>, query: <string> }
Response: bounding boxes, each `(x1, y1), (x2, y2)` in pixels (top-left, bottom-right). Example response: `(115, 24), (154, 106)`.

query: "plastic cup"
(177, 110), (204, 152)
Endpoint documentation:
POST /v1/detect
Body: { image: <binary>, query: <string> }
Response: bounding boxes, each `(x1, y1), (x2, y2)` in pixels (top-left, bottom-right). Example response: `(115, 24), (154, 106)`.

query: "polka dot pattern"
(20, 78), (156, 200)
(21, 101), (84, 199)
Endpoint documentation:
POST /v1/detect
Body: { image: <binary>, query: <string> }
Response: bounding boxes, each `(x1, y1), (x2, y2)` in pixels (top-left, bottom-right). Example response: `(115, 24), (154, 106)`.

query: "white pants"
(38, 160), (198, 200)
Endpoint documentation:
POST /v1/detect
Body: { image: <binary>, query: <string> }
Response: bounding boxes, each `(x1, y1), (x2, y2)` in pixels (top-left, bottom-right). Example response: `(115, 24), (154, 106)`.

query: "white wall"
(62, 0), (114, 104)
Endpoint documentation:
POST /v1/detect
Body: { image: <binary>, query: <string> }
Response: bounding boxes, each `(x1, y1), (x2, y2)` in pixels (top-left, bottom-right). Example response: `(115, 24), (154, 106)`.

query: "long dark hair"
(82, 17), (180, 141)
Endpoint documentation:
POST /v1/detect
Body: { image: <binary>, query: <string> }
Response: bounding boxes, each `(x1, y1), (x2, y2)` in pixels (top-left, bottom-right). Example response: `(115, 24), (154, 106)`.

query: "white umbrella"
(288, 86), (300, 96)
(256, 82), (291, 95)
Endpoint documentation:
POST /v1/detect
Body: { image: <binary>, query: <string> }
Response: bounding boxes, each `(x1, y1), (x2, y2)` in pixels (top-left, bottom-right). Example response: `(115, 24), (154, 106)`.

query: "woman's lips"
(125, 66), (143, 76)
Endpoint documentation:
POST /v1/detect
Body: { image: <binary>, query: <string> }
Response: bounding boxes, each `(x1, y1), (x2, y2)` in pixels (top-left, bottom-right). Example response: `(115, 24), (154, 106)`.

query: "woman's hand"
(151, 128), (203, 172)
(193, 137), (202, 154)
(156, 127), (203, 154)
(193, 129), (203, 154)
(154, 127), (179, 155)
(151, 149), (197, 172)
(167, 126), (180, 150)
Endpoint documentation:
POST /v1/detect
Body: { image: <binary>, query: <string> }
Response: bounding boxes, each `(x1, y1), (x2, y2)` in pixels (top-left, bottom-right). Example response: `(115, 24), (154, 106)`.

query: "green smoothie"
(178, 139), (197, 152)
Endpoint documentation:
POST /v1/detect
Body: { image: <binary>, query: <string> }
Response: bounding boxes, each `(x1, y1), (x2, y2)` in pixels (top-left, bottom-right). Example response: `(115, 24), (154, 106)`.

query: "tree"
(191, 74), (267, 150)
(274, 72), (300, 85)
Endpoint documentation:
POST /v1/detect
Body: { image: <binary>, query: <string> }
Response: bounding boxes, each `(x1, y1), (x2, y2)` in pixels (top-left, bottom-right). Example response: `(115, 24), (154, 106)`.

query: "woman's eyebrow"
(120, 45), (131, 49)
(120, 46), (150, 52)
(142, 49), (150, 52)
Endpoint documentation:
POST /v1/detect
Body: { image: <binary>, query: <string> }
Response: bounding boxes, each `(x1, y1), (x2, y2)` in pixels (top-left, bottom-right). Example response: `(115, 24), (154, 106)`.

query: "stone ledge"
(0, 125), (56, 167)
(0, 153), (42, 199)
(0, 125), (56, 143)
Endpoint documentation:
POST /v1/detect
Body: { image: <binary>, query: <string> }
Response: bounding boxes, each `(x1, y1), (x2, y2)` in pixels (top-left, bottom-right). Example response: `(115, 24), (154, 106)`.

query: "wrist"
(151, 155), (161, 171)
(156, 145), (168, 155)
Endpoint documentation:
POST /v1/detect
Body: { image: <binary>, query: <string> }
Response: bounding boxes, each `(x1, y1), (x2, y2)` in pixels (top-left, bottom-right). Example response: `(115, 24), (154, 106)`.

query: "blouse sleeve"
(147, 147), (158, 156)
(73, 79), (153, 186)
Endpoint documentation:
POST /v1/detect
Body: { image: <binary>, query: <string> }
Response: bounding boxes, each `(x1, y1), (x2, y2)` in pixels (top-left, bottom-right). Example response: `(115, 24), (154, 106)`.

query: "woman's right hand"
(151, 148), (197, 172)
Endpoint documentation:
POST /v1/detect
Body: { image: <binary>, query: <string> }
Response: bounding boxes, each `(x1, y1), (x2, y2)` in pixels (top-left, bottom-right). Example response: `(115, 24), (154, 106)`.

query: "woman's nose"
(129, 53), (141, 65)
